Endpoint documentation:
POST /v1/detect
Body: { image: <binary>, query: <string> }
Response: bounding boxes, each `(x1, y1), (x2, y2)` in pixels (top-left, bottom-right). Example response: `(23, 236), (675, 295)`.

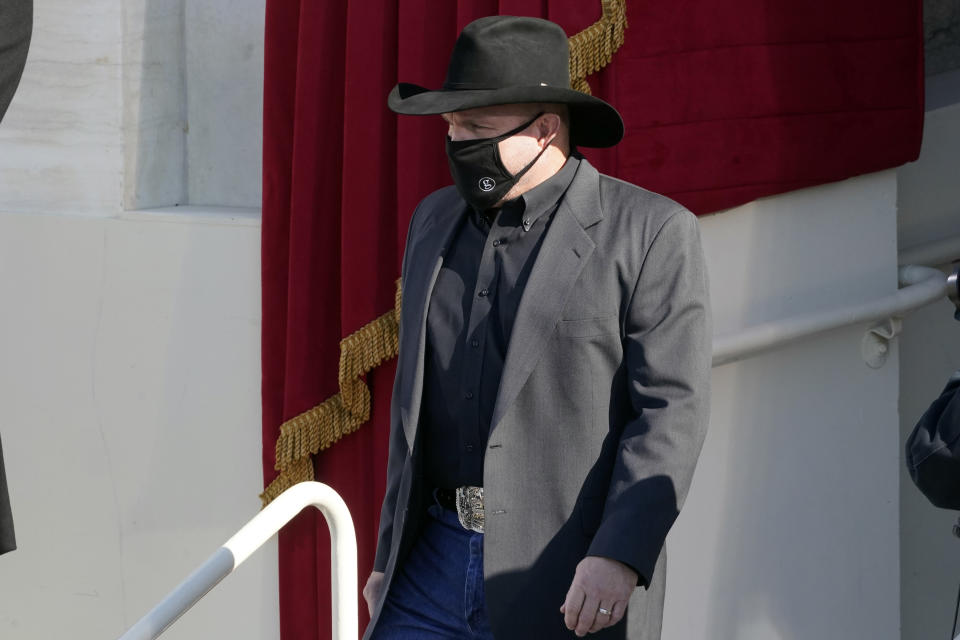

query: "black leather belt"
(435, 487), (458, 511)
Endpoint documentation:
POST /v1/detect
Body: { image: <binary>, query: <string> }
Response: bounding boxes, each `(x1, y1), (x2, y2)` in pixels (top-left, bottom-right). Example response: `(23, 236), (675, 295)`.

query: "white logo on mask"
(478, 177), (496, 192)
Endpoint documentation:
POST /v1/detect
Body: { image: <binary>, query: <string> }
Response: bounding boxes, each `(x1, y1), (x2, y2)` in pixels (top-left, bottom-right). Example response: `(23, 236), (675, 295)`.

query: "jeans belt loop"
(455, 486), (484, 533)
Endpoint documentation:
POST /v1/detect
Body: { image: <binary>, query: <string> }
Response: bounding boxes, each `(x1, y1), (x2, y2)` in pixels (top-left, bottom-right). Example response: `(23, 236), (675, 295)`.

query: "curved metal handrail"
(713, 265), (949, 367)
(116, 482), (357, 640)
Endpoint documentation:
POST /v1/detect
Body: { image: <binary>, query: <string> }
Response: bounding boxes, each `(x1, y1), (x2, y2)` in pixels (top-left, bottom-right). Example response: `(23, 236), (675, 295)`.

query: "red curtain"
(261, 2), (923, 638)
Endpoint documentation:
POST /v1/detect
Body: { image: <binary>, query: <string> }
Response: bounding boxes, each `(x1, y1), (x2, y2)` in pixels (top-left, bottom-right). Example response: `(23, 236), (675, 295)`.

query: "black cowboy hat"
(387, 15), (624, 148)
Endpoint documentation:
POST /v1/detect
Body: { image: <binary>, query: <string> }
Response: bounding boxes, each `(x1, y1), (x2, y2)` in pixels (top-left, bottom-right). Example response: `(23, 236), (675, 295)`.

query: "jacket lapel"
(489, 159), (603, 431)
(399, 190), (464, 450)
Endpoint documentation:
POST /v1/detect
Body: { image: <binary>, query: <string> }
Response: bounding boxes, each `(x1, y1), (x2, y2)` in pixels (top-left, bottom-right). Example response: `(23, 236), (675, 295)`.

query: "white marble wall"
(0, 2), (123, 216)
(0, 0), (264, 215)
(0, 1), (274, 638)
(0, 212), (275, 640)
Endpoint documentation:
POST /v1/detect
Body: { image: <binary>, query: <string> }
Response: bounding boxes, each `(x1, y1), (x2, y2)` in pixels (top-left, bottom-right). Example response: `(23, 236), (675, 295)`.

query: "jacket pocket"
(555, 315), (619, 338)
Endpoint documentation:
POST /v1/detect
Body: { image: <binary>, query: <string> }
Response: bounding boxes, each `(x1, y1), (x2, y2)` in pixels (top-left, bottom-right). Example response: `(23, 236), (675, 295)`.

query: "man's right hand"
(362, 571), (386, 616)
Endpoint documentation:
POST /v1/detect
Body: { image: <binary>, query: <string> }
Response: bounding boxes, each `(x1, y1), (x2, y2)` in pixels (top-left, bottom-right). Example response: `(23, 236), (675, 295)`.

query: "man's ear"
(538, 113), (561, 144)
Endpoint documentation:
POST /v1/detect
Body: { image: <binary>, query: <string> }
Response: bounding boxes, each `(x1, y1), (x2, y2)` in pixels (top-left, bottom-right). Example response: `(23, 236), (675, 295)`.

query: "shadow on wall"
(123, 0), (187, 209)
(898, 294), (960, 640)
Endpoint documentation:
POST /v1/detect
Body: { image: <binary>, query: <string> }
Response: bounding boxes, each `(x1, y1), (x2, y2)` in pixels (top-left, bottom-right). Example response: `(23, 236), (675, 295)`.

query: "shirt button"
(522, 218), (532, 231)
(492, 239), (502, 247)
(471, 338), (479, 348)
(478, 288), (489, 297)
(465, 391), (474, 399)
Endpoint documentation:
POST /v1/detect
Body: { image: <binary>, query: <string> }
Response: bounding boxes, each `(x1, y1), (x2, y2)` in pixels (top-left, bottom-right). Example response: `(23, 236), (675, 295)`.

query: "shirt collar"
(515, 152), (580, 226)
(473, 154), (581, 229)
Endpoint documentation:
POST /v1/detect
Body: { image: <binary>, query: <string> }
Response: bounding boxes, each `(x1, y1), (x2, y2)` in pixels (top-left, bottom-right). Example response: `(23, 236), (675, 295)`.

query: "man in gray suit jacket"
(363, 16), (712, 639)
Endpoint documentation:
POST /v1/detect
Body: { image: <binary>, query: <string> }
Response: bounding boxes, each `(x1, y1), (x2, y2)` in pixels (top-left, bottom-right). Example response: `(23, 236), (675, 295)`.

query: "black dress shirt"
(421, 155), (581, 489)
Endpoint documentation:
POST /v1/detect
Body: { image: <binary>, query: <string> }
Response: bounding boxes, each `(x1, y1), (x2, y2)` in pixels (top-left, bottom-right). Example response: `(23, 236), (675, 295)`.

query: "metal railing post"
(117, 482), (357, 640)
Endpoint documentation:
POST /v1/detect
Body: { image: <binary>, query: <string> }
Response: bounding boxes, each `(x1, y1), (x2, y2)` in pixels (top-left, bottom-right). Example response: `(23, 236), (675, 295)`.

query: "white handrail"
(713, 265), (949, 367)
(898, 233), (960, 267)
(116, 482), (357, 640)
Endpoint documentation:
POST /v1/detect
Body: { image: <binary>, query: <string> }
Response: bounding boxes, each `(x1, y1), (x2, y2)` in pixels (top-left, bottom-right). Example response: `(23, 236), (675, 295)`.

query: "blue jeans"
(370, 501), (495, 640)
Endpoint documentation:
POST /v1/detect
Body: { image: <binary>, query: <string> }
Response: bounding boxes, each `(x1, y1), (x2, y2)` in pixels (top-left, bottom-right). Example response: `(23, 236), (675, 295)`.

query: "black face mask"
(445, 112), (550, 211)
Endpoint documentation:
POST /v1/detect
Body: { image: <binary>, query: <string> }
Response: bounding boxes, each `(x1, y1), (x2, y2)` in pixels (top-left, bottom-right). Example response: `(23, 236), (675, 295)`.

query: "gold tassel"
(568, 0), (628, 95)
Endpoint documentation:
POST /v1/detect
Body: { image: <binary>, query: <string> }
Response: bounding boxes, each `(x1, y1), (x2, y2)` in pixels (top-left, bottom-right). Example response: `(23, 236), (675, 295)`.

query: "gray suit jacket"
(368, 158), (712, 639)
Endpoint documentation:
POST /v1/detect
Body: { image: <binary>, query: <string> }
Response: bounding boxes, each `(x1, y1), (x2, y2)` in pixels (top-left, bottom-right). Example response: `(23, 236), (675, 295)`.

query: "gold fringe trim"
(260, 280), (402, 506)
(259, 458), (314, 504)
(569, 0), (628, 95)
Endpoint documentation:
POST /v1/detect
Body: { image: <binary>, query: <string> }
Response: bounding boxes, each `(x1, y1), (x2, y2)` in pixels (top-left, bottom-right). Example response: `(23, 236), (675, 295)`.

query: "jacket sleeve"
(372, 200), (424, 572)
(586, 208), (712, 586)
(372, 359), (412, 571)
(905, 369), (960, 510)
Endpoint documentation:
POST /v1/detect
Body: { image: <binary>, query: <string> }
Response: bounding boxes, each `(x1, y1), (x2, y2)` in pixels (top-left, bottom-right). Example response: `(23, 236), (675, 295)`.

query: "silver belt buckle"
(455, 486), (484, 533)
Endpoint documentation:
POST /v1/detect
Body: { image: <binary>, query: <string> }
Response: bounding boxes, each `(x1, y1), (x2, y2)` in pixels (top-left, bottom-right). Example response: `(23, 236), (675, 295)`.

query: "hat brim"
(388, 82), (624, 148)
